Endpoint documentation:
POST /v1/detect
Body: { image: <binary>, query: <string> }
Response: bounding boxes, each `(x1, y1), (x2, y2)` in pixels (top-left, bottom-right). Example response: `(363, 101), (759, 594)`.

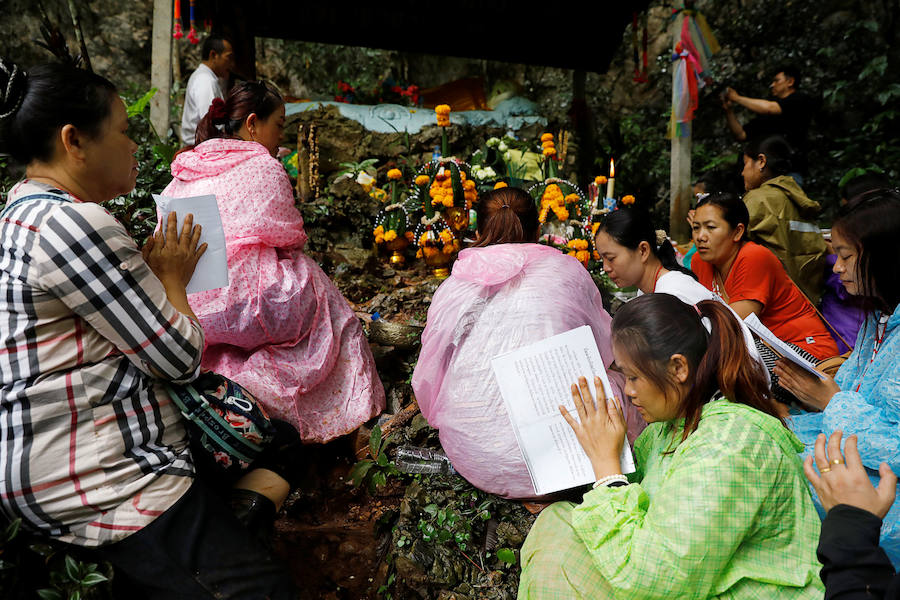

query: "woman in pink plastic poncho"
(162, 82), (384, 442)
(412, 187), (643, 499)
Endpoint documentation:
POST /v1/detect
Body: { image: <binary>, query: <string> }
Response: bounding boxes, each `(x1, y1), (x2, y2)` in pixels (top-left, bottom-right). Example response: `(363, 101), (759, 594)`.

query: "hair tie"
(208, 97), (227, 124)
(655, 229), (668, 247)
(499, 203), (511, 209)
(0, 59), (27, 122)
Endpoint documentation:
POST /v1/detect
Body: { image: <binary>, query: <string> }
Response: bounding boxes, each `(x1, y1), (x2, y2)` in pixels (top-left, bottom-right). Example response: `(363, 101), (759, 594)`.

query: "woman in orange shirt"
(690, 193), (837, 402)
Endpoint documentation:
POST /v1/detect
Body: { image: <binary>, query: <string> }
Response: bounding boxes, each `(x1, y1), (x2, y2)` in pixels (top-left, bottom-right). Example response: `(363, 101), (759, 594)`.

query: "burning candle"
(607, 158), (616, 199)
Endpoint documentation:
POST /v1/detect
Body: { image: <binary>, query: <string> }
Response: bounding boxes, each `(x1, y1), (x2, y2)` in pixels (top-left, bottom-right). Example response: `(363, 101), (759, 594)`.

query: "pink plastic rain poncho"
(163, 138), (384, 442)
(411, 243), (643, 499)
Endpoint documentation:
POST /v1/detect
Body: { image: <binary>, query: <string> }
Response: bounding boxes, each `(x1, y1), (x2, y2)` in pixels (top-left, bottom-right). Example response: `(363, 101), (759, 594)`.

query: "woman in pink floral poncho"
(163, 81), (384, 441)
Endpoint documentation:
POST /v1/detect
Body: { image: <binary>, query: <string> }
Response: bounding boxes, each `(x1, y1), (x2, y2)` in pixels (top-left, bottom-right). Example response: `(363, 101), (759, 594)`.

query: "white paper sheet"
(743, 312), (826, 380)
(491, 326), (635, 496)
(152, 194), (228, 294)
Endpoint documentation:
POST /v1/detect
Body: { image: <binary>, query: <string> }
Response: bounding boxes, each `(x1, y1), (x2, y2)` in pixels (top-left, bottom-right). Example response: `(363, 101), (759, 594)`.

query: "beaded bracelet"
(592, 474), (628, 489)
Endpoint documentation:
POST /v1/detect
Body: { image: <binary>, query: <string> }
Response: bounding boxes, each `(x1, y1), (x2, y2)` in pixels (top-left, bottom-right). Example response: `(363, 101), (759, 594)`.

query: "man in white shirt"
(180, 36), (235, 145)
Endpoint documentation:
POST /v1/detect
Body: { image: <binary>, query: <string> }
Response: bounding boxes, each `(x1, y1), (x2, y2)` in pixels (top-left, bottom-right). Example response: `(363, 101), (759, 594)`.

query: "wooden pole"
(669, 12), (692, 243)
(150, 0), (173, 140)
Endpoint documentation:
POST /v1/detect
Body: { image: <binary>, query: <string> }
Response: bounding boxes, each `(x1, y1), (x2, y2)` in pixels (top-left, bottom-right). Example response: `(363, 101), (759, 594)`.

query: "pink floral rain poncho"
(412, 243), (643, 499)
(163, 138), (385, 441)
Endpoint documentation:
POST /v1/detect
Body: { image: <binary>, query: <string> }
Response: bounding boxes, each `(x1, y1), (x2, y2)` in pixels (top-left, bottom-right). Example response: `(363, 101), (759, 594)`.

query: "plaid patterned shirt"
(0, 181), (203, 546)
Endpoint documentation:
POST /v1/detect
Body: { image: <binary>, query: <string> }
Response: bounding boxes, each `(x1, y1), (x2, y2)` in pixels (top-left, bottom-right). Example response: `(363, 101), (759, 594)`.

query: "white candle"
(608, 158), (616, 199)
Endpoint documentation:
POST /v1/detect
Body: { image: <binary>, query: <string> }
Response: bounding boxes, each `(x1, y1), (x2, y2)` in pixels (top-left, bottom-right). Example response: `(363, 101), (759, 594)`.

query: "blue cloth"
(791, 309), (900, 568)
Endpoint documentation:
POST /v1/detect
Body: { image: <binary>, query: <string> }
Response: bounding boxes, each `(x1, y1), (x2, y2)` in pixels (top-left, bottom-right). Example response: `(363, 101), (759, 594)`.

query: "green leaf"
(36, 590), (63, 600)
(837, 167), (870, 189)
(369, 425), (382, 459)
(126, 88), (158, 118)
(859, 55), (888, 81)
(371, 470), (387, 489)
(423, 503), (438, 517)
(497, 548), (516, 565)
(68, 591), (81, 600)
(64, 554), (81, 582)
(376, 452), (389, 467)
(81, 571), (109, 586)
(348, 459), (374, 487)
(4, 517), (20, 541)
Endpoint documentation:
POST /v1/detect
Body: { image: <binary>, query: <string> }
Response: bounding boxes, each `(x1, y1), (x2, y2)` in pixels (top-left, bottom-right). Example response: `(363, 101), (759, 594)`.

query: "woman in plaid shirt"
(0, 60), (295, 598)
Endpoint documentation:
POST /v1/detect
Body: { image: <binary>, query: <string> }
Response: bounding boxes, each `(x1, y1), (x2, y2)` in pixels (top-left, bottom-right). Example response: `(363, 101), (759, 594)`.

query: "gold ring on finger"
(831, 459), (844, 465)
(819, 467), (832, 474)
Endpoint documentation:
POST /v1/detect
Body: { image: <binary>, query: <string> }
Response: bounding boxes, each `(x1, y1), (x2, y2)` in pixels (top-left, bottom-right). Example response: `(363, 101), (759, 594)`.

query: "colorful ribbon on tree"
(187, 0), (199, 44)
(172, 0), (183, 39)
(668, 7), (720, 138)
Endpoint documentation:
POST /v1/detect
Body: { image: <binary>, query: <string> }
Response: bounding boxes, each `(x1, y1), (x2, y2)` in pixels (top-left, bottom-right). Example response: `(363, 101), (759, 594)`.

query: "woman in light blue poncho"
(777, 188), (900, 567)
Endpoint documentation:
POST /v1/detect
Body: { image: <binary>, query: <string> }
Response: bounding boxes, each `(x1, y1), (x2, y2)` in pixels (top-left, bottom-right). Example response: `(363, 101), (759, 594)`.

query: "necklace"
(650, 264), (664, 293)
(854, 313), (890, 393)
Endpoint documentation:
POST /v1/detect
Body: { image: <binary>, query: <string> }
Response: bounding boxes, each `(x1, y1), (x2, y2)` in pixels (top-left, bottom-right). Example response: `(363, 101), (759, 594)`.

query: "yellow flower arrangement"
(591, 222), (601, 236)
(416, 248), (424, 258)
(576, 250), (590, 264)
(493, 181), (508, 189)
(542, 146), (557, 157)
(404, 230), (415, 242)
(370, 187), (388, 202)
(435, 104), (451, 127)
(564, 193), (580, 204)
(428, 168), (477, 208)
(540, 133), (554, 142)
(594, 175), (608, 185)
(415, 175), (431, 186)
(439, 229), (454, 244)
(373, 225), (385, 244)
(387, 168), (403, 180)
(566, 239), (589, 251)
(622, 194), (636, 205)
(384, 230), (398, 242)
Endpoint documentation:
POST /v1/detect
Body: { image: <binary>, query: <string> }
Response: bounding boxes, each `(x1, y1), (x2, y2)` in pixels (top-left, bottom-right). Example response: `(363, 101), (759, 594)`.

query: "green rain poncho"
(518, 398), (824, 599)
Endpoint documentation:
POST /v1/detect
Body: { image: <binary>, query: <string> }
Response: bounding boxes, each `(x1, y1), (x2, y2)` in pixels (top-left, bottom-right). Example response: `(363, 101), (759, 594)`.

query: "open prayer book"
(491, 326), (635, 496)
(152, 194), (229, 294)
(743, 313), (826, 380)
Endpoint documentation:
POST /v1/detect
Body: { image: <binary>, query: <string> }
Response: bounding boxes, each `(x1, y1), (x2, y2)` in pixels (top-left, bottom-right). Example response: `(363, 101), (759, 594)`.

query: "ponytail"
(194, 80), (283, 147)
(612, 295), (781, 445)
(687, 301), (779, 436)
(473, 187), (539, 248)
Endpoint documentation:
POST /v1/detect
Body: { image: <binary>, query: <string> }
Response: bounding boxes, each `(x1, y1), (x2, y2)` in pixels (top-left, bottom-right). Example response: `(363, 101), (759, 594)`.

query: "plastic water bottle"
(432, 146), (441, 162)
(394, 446), (456, 475)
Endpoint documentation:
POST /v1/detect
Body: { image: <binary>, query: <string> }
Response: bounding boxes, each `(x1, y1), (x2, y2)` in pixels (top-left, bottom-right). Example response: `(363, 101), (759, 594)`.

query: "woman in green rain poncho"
(519, 294), (824, 599)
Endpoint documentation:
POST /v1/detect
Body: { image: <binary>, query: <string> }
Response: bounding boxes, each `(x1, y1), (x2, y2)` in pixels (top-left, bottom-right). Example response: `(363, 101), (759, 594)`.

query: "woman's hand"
(145, 211), (207, 288)
(804, 430), (897, 518)
(560, 376), (626, 480)
(774, 359), (840, 411)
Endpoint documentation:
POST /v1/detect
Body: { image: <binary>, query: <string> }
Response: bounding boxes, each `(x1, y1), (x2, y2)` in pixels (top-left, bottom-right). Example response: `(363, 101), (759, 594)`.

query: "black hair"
(695, 192), (749, 240)
(840, 171), (891, 202)
(595, 207), (697, 280)
(0, 59), (118, 165)
(743, 135), (795, 177)
(473, 186), (539, 247)
(195, 80), (283, 145)
(773, 64), (801, 89)
(833, 188), (900, 315)
(612, 294), (777, 443)
(201, 36), (230, 61)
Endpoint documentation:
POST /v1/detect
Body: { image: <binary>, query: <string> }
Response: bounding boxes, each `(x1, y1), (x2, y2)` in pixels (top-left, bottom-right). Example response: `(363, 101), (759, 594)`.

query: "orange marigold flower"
(543, 147), (557, 157)
(415, 175), (431, 186)
(435, 104), (451, 115)
(416, 248), (424, 258)
(591, 222), (601, 236)
(576, 250), (590, 263)
(373, 225), (384, 234)
(540, 133), (554, 142)
(439, 230), (453, 244)
(387, 168), (403, 180)
(622, 194), (636, 205)
(463, 180), (476, 190)
(442, 243), (455, 255)
(424, 246), (438, 257)
(384, 230), (398, 242)
(493, 182), (508, 189)
(420, 233), (430, 246)
(554, 208), (569, 221)
(564, 193), (579, 204)
(594, 175), (608, 185)
(405, 230), (415, 241)
(541, 140), (555, 149)
(442, 196), (454, 208)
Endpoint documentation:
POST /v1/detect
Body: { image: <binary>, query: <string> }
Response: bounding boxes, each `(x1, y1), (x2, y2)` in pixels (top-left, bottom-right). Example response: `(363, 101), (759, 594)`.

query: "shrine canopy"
(212, 1), (651, 75)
